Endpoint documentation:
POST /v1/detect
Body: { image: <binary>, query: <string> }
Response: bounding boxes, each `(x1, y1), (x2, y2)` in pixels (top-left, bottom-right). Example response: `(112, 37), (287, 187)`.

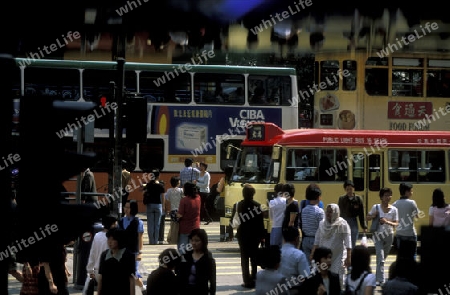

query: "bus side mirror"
(224, 166), (234, 183)
(272, 146), (281, 160)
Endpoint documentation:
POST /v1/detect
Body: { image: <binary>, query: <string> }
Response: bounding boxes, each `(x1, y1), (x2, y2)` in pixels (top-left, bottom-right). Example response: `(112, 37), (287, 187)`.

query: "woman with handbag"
(366, 187), (399, 286)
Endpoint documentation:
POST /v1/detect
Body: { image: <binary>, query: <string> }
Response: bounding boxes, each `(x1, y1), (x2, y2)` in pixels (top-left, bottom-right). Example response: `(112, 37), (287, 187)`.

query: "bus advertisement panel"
(151, 105), (282, 170)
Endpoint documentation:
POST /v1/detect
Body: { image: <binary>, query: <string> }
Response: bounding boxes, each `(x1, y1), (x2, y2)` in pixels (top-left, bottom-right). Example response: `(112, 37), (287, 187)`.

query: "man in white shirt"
(269, 183), (286, 248)
(83, 215), (117, 293)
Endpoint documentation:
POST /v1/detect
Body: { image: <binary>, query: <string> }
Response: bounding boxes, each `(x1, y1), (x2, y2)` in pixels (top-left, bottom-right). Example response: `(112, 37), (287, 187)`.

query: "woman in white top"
(197, 162), (213, 225)
(345, 245), (376, 295)
(165, 176), (184, 245)
(367, 187), (399, 286)
(429, 188), (450, 227)
(311, 203), (352, 289)
(165, 176), (184, 213)
(83, 215), (117, 294)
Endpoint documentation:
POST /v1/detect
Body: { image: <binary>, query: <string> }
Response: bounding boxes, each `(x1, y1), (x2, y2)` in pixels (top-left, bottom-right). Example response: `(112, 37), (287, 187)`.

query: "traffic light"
(94, 93), (114, 129)
(15, 95), (102, 262)
(125, 93), (147, 143)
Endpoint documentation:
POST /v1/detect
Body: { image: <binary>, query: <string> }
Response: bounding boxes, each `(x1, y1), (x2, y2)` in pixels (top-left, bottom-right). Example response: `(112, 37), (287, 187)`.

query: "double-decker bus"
(222, 122), (450, 240)
(311, 51), (450, 131)
(12, 58), (299, 209)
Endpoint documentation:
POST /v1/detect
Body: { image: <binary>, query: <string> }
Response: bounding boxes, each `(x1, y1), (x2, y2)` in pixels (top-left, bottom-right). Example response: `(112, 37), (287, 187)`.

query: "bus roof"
(15, 58), (297, 75)
(243, 123), (450, 148)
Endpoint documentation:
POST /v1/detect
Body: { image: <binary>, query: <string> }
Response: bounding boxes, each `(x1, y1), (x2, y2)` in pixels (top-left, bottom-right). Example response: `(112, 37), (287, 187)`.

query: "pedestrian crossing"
(140, 220), (397, 277)
(7, 219), (405, 294)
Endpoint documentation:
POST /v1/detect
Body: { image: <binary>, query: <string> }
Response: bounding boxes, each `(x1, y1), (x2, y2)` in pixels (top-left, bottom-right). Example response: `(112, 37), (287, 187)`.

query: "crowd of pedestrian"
(11, 154), (447, 295)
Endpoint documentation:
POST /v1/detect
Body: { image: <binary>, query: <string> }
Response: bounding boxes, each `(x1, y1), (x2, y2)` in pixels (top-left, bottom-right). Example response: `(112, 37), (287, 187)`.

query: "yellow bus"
(221, 122), (450, 240)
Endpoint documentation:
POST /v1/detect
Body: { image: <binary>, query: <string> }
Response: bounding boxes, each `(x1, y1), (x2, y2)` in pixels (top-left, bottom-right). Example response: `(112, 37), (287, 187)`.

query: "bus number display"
(248, 125), (265, 141)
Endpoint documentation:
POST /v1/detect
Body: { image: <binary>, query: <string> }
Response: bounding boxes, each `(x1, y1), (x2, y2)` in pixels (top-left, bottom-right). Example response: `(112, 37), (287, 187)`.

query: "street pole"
(113, 58), (125, 219)
(108, 81), (115, 215)
(73, 125), (84, 284)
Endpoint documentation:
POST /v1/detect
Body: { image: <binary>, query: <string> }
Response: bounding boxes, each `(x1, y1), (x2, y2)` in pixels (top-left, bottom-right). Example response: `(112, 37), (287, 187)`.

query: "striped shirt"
(301, 205), (325, 237)
(180, 167), (200, 187)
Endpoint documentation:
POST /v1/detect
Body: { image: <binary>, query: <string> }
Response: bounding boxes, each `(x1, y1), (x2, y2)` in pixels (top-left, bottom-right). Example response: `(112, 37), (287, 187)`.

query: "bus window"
(427, 70), (450, 97)
(285, 148), (346, 182)
(392, 69), (423, 97)
(365, 68), (388, 96)
(425, 151), (445, 182)
(320, 60), (339, 90)
(368, 154), (381, 191)
(366, 57), (388, 66)
(194, 73), (244, 104)
(232, 146), (272, 183)
(389, 150), (445, 182)
(352, 153), (365, 191)
(286, 149), (315, 181)
(139, 71), (190, 103)
(317, 149), (346, 181)
(343, 60), (357, 91)
(139, 139), (164, 171)
(248, 75), (291, 105)
(24, 67), (80, 100)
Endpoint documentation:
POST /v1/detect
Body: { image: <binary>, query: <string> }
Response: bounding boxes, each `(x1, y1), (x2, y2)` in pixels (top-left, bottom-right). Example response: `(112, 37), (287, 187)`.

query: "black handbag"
(86, 277), (97, 295)
(370, 204), (380, 233)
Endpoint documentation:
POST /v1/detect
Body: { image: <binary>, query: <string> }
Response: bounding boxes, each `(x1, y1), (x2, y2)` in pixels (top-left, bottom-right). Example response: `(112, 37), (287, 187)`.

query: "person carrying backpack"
(344, 245), (376, 295)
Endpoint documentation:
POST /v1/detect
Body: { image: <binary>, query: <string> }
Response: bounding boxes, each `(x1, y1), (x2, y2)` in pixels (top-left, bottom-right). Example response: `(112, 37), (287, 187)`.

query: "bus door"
(350, 151), (383, 219)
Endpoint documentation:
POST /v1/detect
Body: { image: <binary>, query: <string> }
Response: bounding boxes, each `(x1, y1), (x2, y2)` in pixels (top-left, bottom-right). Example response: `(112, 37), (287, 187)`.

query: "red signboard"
(388, 101), (433, 119)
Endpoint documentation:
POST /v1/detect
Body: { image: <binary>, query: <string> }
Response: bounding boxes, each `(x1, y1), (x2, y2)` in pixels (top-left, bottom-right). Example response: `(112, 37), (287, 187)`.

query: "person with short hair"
(177, 228), (216, 295)
(177, 182), (201, 251)
(300, 183), (325, 265)
(393, 183), (421, 261)
(232, 184), (265, 289)
(146, 248), (182, 295)
(278, 226), (310, 294)
(281, 183), (299, 231)
(196, 162), (213, 225)
(255, 245), (289, 295)
(165, 176), (184, 245)
(383, 258), (419, 295)
(84, 214), (118, 294)
(142, 169), (165, 245)
(338, 180), (367, 249)
(97, 228), (136, 295)
(180, 158), (200, 187)
(366, 187), (398, 286)
(118, 200), (144, 288)
(269, 183), (286, 248)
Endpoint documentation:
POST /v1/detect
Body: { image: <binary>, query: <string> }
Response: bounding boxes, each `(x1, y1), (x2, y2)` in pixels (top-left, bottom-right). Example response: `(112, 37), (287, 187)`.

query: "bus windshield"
(231, 146), (273, 183)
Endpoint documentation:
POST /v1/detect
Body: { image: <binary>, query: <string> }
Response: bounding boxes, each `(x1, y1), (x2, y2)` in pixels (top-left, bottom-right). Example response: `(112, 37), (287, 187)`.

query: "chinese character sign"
(388, 101), (432, 119)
